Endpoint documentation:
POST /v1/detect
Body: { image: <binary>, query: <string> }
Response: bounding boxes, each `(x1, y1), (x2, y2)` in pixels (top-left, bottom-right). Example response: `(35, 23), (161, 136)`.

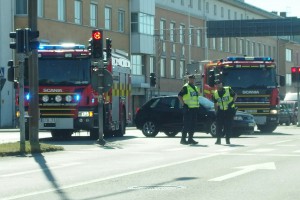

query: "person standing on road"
(212, 80), (237, 145)
(178, 74), (199, 145)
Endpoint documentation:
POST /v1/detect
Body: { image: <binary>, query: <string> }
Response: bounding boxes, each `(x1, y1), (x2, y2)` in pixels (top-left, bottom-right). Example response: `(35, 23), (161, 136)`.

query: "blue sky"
(245, 0), (300, 18)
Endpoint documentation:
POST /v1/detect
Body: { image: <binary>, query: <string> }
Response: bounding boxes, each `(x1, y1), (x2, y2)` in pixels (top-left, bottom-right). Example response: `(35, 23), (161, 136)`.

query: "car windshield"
(199, 96), (214, 109)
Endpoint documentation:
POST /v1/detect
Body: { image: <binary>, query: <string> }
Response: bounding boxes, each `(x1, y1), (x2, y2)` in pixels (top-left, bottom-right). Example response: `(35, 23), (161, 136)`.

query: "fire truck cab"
(203, 56), (285, 133)
(18, 44), (131, 140)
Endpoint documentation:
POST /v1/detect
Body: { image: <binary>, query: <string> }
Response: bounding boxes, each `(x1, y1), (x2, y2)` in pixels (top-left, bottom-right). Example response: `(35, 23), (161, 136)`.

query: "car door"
(156, 97), (182, 131)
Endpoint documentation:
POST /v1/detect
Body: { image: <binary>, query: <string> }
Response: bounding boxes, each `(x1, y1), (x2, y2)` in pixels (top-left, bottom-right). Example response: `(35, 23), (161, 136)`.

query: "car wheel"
(142, 121), (159, 137)
(209, 121), (217, 138)
(164, 132), (179, 137)
(285, 118), (291, 126)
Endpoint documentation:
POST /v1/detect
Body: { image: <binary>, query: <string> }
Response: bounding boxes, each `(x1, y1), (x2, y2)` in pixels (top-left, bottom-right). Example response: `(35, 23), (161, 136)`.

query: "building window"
(189, 26), (193, 45)
(205, 2), (209, 14)
(212, 38), (216, 50)
(170, 59), (176, 78)
(118, 10), (125, 32)
(228, 9), (231, 20)
(131, 13), (154, 35)
(189, 0), (193, 8)
(131, 55), (142, 75)
(16, 0), (27, 14)
(57, 0), (65, 21)
(38, 0), (44, 17)
(170, 22), (175, 42)
(150, 57), (154, 73)
(198, 0), (202, 10)
(74, 0), (82, 24)
(180, 61), (185, 79)
(172, 44), (176, 53)
(105, 7), (112, 30)
(286, 49), (292, 62)
(160, 20), (166, 40)
(219, 38), (223, 51)
(213, 4), (217, 16)
(179, 24), (185, 44)
(196, 29), (201, 47)
(160, 58), (166, 78)
(90, 3), (97, 27)
(181, 0), (184, 6)
(221, 7), (224, 18)
(239, 39), (243, 54)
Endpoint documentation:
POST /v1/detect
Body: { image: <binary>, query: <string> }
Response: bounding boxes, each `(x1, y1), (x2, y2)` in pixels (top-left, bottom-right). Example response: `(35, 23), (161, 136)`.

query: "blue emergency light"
(226, 57), (273, 62)
(39, 44), (85, 50)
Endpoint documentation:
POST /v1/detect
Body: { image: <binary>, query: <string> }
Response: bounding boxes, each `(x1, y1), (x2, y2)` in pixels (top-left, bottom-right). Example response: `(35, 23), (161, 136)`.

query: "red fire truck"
(17, 44), (131, 140)
(203, 56), (285, 133)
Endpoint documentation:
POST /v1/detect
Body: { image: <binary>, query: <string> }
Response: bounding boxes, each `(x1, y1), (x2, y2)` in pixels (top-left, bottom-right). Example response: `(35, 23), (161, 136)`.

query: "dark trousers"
(181, 108), (198, 140)
(216, 110), (234, 139)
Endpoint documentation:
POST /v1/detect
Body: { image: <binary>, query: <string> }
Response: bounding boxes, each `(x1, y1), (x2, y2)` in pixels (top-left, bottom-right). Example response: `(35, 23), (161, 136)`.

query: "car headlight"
(270, 109), (278, 114)
(78, 111), (93, 117)
(234, 115), (243, 121)
(65, 95), (72, 102)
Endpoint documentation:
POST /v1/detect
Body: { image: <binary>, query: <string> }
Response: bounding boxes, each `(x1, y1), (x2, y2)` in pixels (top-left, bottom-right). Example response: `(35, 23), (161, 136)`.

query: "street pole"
(28, 0), (40, 150)
(18, 54), (25, 153)
(297, 79), (300, 127)
(97, 60), (105, 145)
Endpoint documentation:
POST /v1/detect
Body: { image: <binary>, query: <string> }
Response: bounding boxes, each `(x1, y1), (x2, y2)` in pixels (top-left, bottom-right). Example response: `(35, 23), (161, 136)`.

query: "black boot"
(180, 132), (188, 145)
(188, 133), (198, 144)
(215, 138), (221, 145)
(226, 138), (230, 145)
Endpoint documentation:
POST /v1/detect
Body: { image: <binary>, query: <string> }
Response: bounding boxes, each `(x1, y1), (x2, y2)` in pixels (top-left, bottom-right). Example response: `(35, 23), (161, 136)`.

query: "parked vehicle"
(278, 102), (292, 125)
(279, 100), (298, 125)
(134, 96), (255, 138)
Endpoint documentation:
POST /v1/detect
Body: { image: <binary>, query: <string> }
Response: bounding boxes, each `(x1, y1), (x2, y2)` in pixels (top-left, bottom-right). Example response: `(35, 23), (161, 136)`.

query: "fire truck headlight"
(42, 95), (49, 103)
(55, 95), (62, 102)
(78, 111), (93, 117)
(65, 95), (72, 102)
(270, 109), (278, 115)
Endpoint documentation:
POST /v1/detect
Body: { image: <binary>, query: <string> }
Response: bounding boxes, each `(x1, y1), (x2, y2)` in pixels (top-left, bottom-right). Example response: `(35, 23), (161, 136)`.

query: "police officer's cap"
(188, 74), (195, 79)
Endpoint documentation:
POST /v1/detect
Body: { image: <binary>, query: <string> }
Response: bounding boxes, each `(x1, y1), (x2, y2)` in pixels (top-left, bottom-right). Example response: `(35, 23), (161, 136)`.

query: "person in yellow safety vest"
(178, 74), (199, 145)
(212, 79), (237, 145)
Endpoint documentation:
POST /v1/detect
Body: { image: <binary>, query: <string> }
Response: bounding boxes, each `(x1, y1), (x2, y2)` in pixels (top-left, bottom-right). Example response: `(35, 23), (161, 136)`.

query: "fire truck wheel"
(164, 132), (179, 137)
(51, 130), (72, 140)
(142, 121), (159, 137)
(257, 124), (277, 133)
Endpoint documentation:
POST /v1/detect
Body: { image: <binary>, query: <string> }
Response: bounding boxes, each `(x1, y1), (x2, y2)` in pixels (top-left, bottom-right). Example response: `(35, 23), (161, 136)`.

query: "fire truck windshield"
(37, 58), (90, 86)
(221, 68), (277, 89)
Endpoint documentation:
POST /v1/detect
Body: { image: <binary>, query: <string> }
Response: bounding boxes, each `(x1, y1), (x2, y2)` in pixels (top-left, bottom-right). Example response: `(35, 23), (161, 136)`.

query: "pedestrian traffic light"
(91, 29), (103, 59)
(150, 72), (157, 87)
(291, 66), (300, 83)
(24, 28), (40, 52)
(106, 38), (112, 59)
(9, 29), (25, 53)
(7, 60), (15, 82)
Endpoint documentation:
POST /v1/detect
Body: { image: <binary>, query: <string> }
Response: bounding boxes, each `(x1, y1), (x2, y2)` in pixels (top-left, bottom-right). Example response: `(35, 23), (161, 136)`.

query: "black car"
(134, 96), (255, 138)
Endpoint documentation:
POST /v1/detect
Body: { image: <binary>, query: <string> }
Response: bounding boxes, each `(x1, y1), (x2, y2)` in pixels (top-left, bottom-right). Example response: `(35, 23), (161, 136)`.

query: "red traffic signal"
(92, 30), (102, 40)
(91, 29), (103, 59)
(291, 66), (300, 82)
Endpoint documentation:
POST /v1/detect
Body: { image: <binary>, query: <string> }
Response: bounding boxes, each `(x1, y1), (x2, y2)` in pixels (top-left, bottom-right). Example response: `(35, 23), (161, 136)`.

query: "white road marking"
(294, 150), (300, 153)
(209, 162), (276, 182)
(268, 140), (292, 145)
(4, 154), (220, 200)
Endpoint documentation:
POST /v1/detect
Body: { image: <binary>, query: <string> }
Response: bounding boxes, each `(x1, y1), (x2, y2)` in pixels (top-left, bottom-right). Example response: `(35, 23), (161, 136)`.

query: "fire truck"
(203, 56), (285, 133)
(17, 44), (131, 140)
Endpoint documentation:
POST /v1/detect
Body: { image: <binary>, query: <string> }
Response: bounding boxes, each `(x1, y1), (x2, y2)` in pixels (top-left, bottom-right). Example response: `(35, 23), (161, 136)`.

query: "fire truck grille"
(40, 107), (76, 117)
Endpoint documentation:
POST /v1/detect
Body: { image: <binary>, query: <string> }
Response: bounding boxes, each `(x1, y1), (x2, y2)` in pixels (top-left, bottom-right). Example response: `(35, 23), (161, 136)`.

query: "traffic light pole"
(97, 60), (106, 145)
(28, 0), (40, 150)
(297, 81), (300, 127)
(18, 54), (26, 153)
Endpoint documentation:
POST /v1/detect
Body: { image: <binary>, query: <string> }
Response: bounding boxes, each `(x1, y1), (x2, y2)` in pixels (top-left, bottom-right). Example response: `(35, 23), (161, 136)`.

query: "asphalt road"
(0, 125), (300, 200)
